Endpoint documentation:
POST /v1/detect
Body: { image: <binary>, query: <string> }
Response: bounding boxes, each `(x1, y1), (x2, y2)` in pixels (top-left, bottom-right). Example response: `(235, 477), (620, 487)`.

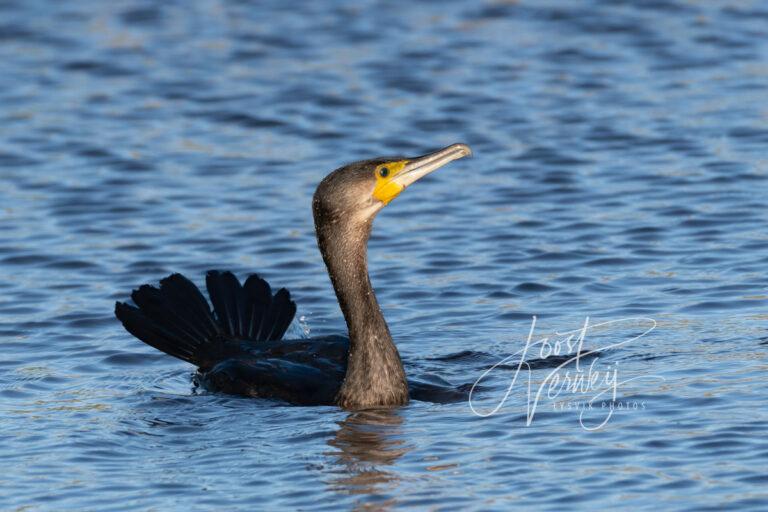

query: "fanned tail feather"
(206, 271), (296, 341)
(115, 271), (297, 367)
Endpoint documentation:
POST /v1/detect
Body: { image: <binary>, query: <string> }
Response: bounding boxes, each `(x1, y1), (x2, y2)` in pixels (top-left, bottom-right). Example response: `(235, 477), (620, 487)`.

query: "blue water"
(1, 0), (768, 510)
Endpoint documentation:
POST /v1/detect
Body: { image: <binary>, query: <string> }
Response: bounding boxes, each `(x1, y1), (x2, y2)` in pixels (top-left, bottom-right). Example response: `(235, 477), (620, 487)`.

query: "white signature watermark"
(469, 316), (663, 430)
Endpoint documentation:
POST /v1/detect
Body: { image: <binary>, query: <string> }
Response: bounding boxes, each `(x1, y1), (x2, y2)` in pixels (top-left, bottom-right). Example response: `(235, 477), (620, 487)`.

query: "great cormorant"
(115, 143), (472, 409)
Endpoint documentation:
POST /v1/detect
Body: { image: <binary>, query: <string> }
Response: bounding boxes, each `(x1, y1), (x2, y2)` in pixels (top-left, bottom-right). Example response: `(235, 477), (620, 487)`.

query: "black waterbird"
(115, 143), (472, 409)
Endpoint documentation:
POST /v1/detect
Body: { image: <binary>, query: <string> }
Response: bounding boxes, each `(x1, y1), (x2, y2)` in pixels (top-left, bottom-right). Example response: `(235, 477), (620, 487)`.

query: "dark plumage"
(115, 143), (472, 409)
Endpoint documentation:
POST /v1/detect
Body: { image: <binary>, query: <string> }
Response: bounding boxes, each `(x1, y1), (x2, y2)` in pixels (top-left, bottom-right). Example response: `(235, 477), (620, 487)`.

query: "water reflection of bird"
(327, 410), (408, 498)
(115, 143), (472, 409)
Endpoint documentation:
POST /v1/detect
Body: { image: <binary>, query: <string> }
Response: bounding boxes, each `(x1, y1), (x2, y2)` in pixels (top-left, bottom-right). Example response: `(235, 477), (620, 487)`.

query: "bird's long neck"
(315, 218), (409, 409)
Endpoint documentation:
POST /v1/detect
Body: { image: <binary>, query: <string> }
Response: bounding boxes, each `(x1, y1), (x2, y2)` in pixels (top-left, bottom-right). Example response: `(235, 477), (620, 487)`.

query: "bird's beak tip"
(451, 143), (472, 158)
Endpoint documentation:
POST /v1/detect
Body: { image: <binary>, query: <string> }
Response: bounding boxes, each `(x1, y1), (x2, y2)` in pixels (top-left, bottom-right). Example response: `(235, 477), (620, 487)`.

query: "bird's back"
(198, 335), (349, 404)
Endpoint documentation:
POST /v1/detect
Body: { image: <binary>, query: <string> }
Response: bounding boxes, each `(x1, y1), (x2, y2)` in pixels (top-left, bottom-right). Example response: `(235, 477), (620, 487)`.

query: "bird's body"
(198, 336), (468, 405)
(198, 334), (350, 406)
(116, 143), (471, 409)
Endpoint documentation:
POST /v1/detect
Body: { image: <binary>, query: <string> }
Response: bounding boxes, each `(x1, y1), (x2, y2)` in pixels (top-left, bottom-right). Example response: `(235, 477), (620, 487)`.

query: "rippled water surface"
(2, 0), (768, 510)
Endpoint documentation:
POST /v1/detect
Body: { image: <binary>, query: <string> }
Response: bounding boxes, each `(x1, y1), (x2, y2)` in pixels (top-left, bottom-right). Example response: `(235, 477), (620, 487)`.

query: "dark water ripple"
(1, 0), (768, 510)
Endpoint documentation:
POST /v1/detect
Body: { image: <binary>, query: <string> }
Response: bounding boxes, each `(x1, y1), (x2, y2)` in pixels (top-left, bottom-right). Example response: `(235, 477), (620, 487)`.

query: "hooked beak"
(372, 143), (472, 205)
(395, 143), (472, 190)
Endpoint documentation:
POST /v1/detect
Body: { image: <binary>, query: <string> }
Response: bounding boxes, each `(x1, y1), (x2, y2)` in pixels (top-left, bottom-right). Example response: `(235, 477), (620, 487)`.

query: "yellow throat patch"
(372, 160), (409, 205)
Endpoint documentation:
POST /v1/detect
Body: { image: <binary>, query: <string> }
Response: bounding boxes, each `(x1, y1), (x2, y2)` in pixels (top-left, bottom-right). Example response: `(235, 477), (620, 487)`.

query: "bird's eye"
(379, 167), (389, 178)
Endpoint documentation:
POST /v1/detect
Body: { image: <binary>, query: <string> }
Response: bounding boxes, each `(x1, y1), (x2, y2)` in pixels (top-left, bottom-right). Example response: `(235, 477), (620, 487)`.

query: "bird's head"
(312, 143), (472, 228)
